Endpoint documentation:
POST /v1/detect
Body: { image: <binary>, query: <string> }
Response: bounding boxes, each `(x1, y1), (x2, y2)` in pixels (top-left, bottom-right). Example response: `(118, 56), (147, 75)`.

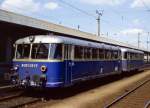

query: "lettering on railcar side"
(21, 64), (38, 68)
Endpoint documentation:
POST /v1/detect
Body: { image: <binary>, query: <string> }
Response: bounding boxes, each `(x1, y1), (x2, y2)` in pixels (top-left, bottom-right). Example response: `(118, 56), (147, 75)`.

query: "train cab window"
(16, 44), (30, 59)
(74, 46), (84, 59)
(49, 44), (62, 59)
(31, 43), (49, 59)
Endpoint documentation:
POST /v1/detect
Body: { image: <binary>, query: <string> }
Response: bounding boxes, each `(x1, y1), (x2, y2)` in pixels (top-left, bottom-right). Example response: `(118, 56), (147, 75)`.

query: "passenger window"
(105, 50), (111, 59)
(92, 48), (98, 59)
(113, 51), (118, 59)
(84, 47), (91, 60)
(99, 49), (104, 59)
(129, 53), (132, 60)
(124, 52), (128, 59)
(111, 51), (115, 59)
(84, 47), (87, 59)
(64, 45), (67, 59)
(53, 44), (62, 59)
(74, 46), (84, 59)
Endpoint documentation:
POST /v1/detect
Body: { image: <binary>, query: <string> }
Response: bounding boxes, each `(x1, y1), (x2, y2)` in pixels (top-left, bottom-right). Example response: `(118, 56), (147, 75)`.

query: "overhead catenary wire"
(3, 0), (147, 41)
(140, 0), (150, 11)
(58, 0), (124, 31)
(58, 0), (96, 18)
(1, 0), (149, 49)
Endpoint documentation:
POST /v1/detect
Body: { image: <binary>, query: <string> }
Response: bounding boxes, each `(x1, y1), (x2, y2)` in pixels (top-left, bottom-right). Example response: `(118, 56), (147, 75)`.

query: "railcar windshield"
(15, 43), (62, 60)
(31, 44), (49, 59)
(16, 44), (30, 59)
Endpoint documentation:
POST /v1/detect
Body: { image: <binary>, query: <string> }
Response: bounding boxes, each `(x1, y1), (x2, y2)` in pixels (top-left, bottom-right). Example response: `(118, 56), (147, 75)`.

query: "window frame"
(16, 44), (31, 59)
(99, 48), (105, 60)
(74, 45), (84, 60)
(92, 48), (99, 60)
(49, 43), (63, 60)
(31, 43), (49, 60)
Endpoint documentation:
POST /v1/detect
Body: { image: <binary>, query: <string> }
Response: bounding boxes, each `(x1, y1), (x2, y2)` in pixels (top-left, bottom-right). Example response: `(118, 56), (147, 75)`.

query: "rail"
(103, 79), (150, 108)
(144, 101), (150, 108)
(11, 98), (41, 108)
(0, 91), (23, 102)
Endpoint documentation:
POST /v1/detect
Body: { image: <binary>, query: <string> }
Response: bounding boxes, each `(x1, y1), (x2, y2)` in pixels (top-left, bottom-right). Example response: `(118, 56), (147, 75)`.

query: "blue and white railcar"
(121, 48), (144, 72)
(12, 35), (122, 88)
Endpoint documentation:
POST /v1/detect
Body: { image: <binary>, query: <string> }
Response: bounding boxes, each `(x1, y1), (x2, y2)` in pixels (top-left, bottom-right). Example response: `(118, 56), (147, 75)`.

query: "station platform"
(42, 70), (150, 108)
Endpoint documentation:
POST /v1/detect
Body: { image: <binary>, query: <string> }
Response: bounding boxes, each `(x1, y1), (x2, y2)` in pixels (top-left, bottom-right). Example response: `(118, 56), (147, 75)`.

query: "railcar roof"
(121, 48), (144, 54)
(15, 35), (120, 50)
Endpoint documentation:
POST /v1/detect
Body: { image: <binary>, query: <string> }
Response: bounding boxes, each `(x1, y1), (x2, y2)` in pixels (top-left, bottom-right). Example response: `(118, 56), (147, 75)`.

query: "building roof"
(0, 9), (149, 52)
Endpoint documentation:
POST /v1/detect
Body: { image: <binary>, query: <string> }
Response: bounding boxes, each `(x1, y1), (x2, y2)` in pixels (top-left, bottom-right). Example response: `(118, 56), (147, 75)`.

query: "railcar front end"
(12, 37), (65, 88)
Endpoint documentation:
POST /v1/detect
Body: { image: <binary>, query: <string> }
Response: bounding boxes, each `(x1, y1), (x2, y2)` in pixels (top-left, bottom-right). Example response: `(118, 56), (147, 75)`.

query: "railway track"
(0, 66), (149, 108)
(144, 101), (150, 108)
(0, 85), (15, 90)
(10, 97), (41, 108)
(0, 86), (43, 108)
(0, 86), (22, 101)
(104, 78), (150, 108)
(0, 91), (43, 108)
(0, 91), (23, 102)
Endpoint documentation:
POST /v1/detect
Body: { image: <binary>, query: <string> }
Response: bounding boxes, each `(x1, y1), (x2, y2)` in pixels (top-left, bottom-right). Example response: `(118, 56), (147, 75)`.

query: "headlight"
(12, 65), (19, 71)
(40, 65), (47, 72)
(14, 66), (18, 70)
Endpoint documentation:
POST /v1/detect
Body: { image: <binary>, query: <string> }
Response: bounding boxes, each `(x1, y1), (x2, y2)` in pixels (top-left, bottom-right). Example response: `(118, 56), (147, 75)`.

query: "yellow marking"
(13, 59), (64, 62)
(73, 59), (119, 62)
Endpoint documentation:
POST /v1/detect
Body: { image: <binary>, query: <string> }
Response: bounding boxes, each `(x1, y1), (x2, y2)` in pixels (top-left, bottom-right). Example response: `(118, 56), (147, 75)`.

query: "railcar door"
(64, 44), (73, 86)
(128, 52), (131, 71)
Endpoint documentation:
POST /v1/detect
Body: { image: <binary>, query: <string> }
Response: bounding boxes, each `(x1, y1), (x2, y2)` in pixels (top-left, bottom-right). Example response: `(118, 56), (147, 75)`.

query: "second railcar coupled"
(11, 35), (144, 88)
(121, 48), (144, 72)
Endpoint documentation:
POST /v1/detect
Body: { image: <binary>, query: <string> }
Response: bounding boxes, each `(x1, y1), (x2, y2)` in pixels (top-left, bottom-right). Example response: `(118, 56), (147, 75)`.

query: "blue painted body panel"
(13, 59), (121, 88)
(71, 60), (121, 80)
(122, 60), (144, 72)
(13, 61), (65, 87)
